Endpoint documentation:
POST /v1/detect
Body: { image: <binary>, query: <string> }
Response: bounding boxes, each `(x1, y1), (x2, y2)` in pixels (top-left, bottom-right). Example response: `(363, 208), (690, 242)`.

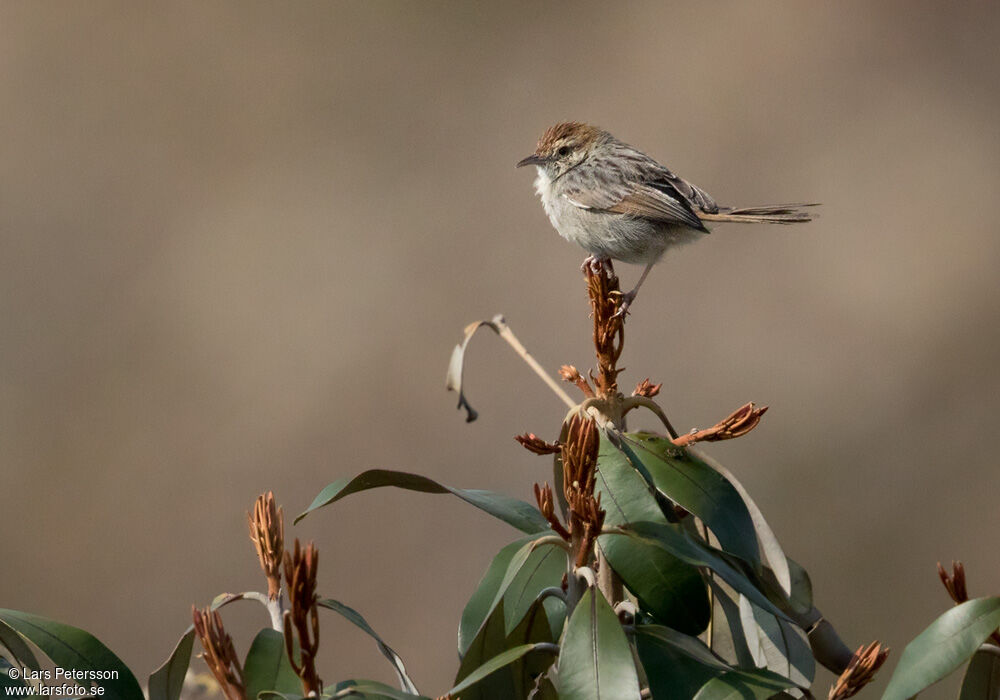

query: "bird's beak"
(516, 153), (548, 168)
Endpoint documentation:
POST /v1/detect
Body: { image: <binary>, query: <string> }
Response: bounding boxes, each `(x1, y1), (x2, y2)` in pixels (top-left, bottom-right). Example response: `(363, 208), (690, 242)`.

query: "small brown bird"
(517, 122), (817, 315)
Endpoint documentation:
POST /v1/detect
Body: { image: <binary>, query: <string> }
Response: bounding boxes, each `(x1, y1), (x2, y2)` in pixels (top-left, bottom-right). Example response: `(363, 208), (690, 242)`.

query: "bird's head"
(516, 122), (605, 178)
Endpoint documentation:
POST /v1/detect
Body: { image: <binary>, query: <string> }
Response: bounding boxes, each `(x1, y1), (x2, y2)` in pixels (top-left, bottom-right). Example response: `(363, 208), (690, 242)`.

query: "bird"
(517, 122), (817, 316)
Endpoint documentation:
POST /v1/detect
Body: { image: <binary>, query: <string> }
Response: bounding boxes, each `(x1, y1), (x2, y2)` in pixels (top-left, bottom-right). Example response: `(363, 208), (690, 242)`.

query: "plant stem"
(492, 314), (576, 409)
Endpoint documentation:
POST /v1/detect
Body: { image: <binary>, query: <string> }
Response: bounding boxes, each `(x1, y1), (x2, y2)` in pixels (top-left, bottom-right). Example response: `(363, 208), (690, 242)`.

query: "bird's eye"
(557, 146), (571, 157)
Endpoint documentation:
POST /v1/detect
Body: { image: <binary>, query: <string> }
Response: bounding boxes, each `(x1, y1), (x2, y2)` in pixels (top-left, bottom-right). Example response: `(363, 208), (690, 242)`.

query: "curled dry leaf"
(446, 316), (503, 422)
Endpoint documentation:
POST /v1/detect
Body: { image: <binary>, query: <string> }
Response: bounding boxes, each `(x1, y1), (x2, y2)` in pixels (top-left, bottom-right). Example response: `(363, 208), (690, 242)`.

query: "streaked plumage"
(517, 122), (817, 313)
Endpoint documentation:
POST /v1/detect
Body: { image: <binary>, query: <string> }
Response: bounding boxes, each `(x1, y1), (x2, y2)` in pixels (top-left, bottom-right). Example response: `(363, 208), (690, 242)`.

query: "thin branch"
(493, 315), (576, 409)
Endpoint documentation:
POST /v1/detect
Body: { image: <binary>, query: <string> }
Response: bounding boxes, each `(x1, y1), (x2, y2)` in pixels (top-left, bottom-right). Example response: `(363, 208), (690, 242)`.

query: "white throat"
(532, 166), (553, 200)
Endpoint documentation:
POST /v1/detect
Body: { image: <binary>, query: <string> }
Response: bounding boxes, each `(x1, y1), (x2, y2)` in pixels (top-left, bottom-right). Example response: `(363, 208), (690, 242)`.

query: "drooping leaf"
(614, 434), (761, 567)
(883, 597), (1000, 700)
(594, 435), (710, 633)
(688, 445), (791, 595)
(636, 625), (731, 671)
(478, 537), (567, 641)
(784, 558), (813, 616)
(446, 316), (503, 422)
(448, 644), (556, 697)
(738, 595), (814, 685)
(326, 679), (428, 699)
(460, 539), (531, 657)
(317, 599), (417, 693)
(558, 587), (641, 700)
(692, 668), (797, 700)
(244, 629), (300, 700)
(0, 620), (41, 671)
(147, 629), (194, 700)
(295, 469), (547, 534)
(499, 543), (566, 637)
(0, 609), (143, 700)
(959, 646), (1000, 700)
(707, 578), (756, 670)
(456, 599), (555, 700)
(605, 522), (791, 623)
(635, 625), (730, 700)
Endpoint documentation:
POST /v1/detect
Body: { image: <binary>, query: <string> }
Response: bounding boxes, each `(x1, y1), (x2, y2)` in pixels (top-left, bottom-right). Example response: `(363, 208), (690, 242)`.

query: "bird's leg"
(611, 261), (653, 318)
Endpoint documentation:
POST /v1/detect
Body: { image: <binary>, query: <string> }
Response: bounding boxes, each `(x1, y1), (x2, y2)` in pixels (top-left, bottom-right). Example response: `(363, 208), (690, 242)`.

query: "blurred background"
(2, 1), (999, 696)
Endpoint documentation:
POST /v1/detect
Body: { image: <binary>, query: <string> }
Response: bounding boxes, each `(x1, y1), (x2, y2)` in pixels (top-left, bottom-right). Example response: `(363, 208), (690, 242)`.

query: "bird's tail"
(698, 202), (819, 224)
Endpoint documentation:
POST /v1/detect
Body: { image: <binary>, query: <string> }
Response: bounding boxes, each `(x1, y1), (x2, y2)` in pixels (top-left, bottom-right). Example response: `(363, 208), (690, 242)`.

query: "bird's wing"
(561, 150), (713, 233)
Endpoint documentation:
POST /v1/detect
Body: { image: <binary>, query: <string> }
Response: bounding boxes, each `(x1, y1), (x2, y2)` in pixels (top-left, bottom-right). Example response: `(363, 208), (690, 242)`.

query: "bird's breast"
(531, 166), (697, 265)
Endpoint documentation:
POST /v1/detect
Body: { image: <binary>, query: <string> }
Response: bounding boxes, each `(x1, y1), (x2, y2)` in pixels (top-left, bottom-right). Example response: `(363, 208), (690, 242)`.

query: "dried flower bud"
(632, 378), (661, 398)
(515, 433), (562, 455)
(534, 483), (570, 540)
(283, 540), (322, 696)
(938, 560), (968, 604)
(559, 365), (595, 398)
(828, 642), (889, 700)
(192, 607), (245, 700)
(672, 403), (768, 447)
(249, 491), (284, 600)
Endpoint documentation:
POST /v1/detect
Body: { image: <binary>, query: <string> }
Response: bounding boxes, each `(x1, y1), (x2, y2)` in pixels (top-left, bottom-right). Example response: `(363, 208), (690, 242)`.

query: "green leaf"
(784, 558), (813, 616)
(475, 538), (567, 642)
(317, 599), (417, 693)
(0, 609), (143, 700)
(707, 579), (756, 670)
(959, 646), (1000, 700)
(244, 629), (300, 700)
(448, 644), (555, 696)
(606, 522), (791, 623)
(460, 539), (531, 656)
(295, 469), (547, 534)
(636, 625), (731, 671)
(527, 672), (559, 700)
(883, 597), (1000, 700)
(147, 629), (194, 700)
(615, 434), (760, 566)
(499, 542), (566, 636)
(687, 445), (791, 595)
(737, 595), (814, 685)
(599, 532), (709, 634)
(327, 679), (428, 699)
(595, 435), (710, 633)
(692, 669), (797, 700)
(596, 435), (673, 526)
(0, 620), (41, 671)
(558, 587), (641, 700)
(635, 625), (730, 700)
(455, 599), (555, 700)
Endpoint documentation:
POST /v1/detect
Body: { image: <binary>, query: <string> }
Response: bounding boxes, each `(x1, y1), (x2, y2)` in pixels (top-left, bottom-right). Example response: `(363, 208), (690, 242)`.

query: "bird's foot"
(609, 289), (636, 319)
(581, 255), (611, 275)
